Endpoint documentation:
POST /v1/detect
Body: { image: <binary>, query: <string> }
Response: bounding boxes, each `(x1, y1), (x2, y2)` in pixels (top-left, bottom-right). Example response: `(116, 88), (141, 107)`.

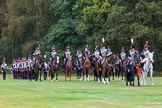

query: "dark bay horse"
(83, 54), (91, 81)
(74, 58), (83, 80)
(112, 56), (122, 81)
(125, 56), (141, 87)
(94, 58), (101, 82)
(125, 58), (136, 86)
(101, 54), (116, 84)
(29, 60), (35, 81)
(65, 56), (73, 81)
(32, 59), (39, 81)
(31, 57), (43, 81)
(49, 56), (59, 81)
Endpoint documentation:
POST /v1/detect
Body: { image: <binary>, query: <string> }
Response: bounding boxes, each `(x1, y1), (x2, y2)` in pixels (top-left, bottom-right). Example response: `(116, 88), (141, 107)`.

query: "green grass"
(0, 74), (162, 108)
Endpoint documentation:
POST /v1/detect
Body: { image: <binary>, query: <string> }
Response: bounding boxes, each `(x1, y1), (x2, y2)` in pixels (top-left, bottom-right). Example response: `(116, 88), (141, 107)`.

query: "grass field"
(0, 74), (162, 108)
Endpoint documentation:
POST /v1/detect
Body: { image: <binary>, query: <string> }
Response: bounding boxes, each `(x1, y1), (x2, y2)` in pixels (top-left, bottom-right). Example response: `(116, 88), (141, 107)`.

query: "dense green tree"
(0, 0), (162, 71)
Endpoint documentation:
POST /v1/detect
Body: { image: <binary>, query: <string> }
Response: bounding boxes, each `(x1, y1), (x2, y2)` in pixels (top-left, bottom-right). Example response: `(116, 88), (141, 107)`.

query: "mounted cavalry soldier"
(119, 47), (126, 64)
(34, 44), (41, 56)
(50, 45), (57, 63)
(107, 45), (112, 57)
(129, 38), (138, 60)
(84, 45), (91, 57)
(140, 41), (154, 67)
(1, 57), (8, 80)
(143, 41), (150, 58)
(76, 50), (83, 69)
(100, 38), (107, 64)
(64, 45), (71, 68)
(94, 46), (101, 63)
(33, 44), (42, 64)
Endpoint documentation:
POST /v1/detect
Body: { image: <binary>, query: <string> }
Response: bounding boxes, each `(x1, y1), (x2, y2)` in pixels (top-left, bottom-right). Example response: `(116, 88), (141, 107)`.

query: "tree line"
(0, 0), (162, 71)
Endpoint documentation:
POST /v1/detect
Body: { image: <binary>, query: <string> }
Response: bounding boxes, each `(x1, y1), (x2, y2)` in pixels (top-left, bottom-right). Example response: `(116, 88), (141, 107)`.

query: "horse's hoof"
(102, 81), (106, 84)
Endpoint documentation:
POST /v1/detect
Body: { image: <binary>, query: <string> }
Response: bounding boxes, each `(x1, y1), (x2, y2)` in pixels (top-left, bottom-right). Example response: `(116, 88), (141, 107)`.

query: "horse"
(112, 55), (121, 81)
(33, 59), (40, 81)
(119, 59), (127, 81)
(29, 60), (35, 81)
(83, 54), (91, 81)
(49, 56), (59, 81)
(65, 56), (73, 81)
(74, 58), (83, 80)
(101, 54), (116, 84)
(141, 52), (154, 85)
(125, 58), (136, 86)
(91, 55), (97, 81)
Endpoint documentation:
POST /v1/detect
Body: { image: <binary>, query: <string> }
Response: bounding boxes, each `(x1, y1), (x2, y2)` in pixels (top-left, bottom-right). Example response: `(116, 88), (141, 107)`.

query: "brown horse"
(94, 59), (101, 82)
(83, 54), (91, 81)
(33, 59), (39, 81)
(101, 54), (116, 84)
(65, 56), (72, 81)
(49, 56), (59, 81)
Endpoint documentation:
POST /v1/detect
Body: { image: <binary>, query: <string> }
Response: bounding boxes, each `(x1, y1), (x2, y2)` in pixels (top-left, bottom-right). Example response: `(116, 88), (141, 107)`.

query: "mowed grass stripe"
(0, 74), (162, 108)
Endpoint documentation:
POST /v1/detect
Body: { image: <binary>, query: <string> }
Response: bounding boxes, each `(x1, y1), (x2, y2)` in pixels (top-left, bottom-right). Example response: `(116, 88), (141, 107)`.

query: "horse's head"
(106, 54), (116, 63)
(149, 52), (154, 63)
(53, 55), (60, 64)
(67, 56), (72, 62)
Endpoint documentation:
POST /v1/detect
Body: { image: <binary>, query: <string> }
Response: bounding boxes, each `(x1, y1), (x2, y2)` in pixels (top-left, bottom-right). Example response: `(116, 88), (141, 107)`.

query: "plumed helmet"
(121, 47), (124, 51)
(3, 57), (5, 62)
(131, 38), (134, 44)
(52, 45), (55, 50)
(102, 38), (105, 43)
(66, 45), (70, 49)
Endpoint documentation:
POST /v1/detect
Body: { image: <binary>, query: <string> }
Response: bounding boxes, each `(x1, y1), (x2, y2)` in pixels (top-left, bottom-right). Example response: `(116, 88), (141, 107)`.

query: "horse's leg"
(118, 67), (121, 81)
(93, 69), (96, 81)
(150, 69), (154, 85)
(96, 67), (100, 82)
(65, 69), (67, 82)
(125, 69), (128, 86)
(83, 69), (86, 81)
(137, 74), (140, 87)
(56, 70), (58, 81)
(29, 70), (31, 81)
(112, 67), (115, 80)
(70, 69), (71, 82)
(35, 71), (37, 81)
(48, 69), (50, 81)
(51, 70), (54, 81)
(43, 72), (45, 80)
(40, 71), (42, 81)
(87, 69), (90, 82)
(54, 70), (56, 81)
(101, 68), (106, 84)
(144, 71), (148, 85)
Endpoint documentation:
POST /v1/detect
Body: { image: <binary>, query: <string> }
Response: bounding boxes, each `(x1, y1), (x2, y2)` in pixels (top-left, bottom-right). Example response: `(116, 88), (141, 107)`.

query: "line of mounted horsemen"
(10, 38), (154, 86)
